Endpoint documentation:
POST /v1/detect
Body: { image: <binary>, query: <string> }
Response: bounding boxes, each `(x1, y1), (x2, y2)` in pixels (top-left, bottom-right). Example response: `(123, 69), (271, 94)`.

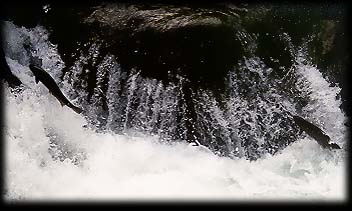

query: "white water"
(2, 21), (348, 202)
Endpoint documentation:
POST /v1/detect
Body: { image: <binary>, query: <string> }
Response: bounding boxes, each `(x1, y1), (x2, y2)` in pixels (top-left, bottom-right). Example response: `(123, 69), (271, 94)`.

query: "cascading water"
(2, 8), (348, 202)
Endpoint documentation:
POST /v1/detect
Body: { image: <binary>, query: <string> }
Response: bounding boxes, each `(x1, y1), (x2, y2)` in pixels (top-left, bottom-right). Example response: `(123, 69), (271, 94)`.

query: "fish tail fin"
(328, 143), (341, 150)
(70, 104), (83, 114)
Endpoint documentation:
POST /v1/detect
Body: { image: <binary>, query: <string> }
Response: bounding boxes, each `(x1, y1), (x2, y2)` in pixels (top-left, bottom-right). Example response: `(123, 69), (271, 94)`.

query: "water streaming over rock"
(1, 3), (348, 201)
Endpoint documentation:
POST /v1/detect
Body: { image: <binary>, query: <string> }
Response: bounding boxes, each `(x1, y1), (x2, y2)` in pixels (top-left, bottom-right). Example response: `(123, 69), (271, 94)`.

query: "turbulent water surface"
(2, 7), (348, 202)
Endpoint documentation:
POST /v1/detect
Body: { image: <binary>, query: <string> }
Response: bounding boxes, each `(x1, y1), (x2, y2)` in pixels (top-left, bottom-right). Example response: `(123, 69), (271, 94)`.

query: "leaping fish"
(292, 115), (341, 150)
(29, 64), (83, 114)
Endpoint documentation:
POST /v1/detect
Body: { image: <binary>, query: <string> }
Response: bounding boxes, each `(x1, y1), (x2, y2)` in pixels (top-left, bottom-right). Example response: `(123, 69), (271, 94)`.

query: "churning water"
(2, 21), (348, 202)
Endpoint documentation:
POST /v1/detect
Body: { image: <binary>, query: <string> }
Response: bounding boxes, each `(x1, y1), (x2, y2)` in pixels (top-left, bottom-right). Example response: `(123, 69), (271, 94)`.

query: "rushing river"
(1, 7), (348, 202)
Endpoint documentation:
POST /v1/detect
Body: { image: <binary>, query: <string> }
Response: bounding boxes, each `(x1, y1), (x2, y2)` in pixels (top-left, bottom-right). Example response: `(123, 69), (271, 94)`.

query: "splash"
(3, 86), (346, 201)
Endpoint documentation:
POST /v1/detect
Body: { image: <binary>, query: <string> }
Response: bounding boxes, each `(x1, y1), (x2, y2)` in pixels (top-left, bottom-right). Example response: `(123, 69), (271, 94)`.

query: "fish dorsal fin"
(59, 99), (65, 107)
(35, 76), (39, 84)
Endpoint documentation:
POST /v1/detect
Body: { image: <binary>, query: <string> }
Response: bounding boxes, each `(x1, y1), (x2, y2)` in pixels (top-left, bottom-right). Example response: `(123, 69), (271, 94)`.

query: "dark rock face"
(44, 3), (246, 94)
(88, 8), (242, 88)
(2, 3), (348, 88)
(1, 2), (348, 159)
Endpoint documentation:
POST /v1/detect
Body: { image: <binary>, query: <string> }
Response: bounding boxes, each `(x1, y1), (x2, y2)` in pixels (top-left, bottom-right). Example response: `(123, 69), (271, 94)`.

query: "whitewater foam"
(3, 84), (346, 201)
